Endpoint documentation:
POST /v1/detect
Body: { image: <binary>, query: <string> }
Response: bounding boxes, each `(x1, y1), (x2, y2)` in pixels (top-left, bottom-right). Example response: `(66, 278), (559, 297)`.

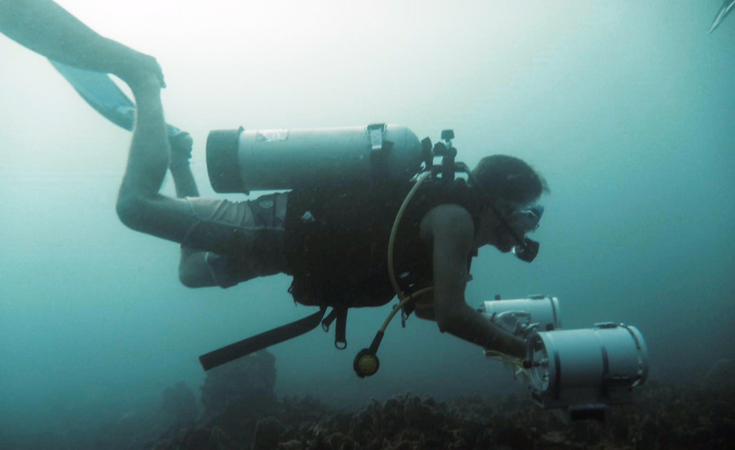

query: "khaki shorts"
(182, 193), (288, 287)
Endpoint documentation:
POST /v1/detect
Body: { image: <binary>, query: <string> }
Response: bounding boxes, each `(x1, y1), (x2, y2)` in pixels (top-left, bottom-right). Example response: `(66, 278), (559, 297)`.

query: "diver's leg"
(169, 132), (199, 198)
(116, 76), (287, 286)
(166, 132), (219, 287)
(116, 81), (265, 287)
(115, 74), (197, 243)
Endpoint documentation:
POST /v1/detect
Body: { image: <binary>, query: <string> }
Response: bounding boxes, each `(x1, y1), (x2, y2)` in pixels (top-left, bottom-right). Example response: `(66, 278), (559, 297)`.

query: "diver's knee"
(178, 269), (200, 289)
(178, 264), (206, 289)
(116, 192), (152, 231)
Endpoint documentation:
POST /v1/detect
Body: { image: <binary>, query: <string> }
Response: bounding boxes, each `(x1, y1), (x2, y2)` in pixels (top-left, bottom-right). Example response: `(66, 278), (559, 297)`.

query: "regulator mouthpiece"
(513, 238), (539, 263)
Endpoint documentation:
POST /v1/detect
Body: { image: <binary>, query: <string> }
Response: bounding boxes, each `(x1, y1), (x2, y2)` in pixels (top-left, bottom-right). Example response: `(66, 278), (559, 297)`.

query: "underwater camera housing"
(481, 296), (649, 423)
(525, 323), (649, 420)
(479, 294), (562, 332)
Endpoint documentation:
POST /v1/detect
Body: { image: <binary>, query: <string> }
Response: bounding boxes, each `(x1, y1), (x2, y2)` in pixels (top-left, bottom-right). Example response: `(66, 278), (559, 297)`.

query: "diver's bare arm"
(0, 0), (163, 84)
(428, 205), (526, 359)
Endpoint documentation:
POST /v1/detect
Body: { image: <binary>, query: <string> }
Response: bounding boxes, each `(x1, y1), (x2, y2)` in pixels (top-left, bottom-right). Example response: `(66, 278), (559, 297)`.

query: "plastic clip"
(367, 123), (386, 152)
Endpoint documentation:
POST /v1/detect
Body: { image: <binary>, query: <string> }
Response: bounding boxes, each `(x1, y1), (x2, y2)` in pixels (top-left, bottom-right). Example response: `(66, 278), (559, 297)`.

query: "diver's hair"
(470, 155), (549, 204)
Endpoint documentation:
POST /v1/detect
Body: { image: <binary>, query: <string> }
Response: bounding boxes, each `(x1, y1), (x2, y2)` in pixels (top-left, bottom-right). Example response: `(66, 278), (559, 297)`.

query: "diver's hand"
(491, 311), (539, 339)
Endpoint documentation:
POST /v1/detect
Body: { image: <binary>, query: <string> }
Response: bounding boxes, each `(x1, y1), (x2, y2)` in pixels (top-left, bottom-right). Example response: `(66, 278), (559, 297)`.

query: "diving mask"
(508, 204), (544, 235)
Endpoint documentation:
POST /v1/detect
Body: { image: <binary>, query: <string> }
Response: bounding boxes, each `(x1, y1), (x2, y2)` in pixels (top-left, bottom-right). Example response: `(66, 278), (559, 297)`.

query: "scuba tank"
(206, 123), (423, 193)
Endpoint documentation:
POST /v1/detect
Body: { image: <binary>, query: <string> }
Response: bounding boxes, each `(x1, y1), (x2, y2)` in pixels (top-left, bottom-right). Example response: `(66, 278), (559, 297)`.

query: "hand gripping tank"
(206, 123), (423, 193)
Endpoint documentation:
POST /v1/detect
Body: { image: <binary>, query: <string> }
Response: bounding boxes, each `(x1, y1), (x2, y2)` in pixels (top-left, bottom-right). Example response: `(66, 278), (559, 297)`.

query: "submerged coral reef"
(4, 351), (734, 450)
(150, 383), (735, 450)
(146, 351), (735, 450)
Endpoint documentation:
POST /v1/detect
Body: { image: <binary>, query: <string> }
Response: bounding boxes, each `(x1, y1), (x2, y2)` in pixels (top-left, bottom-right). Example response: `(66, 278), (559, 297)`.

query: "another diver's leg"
(116, 74), (197, 243)
(0, 0), (164, 86)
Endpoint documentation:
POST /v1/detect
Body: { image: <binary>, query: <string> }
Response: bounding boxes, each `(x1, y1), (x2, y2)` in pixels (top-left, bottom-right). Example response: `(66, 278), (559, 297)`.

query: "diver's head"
(469, 155), (549, 252)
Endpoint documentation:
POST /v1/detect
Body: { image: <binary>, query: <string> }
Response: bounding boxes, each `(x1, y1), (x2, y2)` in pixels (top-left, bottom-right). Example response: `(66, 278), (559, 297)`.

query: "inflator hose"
(387, 171), (432, 302)
(355, 172), (433, 377)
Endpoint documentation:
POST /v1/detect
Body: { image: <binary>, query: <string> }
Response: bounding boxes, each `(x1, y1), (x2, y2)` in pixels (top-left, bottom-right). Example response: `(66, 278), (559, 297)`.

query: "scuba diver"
(1, 0), (550, 377)
(0, 0), (164, 88)
(116, 69), (550, 375)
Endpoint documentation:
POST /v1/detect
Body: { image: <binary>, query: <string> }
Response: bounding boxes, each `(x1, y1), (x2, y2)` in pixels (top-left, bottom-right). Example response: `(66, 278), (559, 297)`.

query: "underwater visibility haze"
(1, 0), (734, 447)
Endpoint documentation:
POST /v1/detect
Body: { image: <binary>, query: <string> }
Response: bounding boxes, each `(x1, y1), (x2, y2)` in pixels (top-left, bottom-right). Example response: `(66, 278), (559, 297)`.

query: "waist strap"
(199, 307), (327, 371)
(199, 305), (351, 371)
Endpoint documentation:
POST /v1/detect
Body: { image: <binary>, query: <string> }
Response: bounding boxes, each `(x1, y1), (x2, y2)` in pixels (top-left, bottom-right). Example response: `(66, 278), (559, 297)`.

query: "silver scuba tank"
(206, 123), (423, 193)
